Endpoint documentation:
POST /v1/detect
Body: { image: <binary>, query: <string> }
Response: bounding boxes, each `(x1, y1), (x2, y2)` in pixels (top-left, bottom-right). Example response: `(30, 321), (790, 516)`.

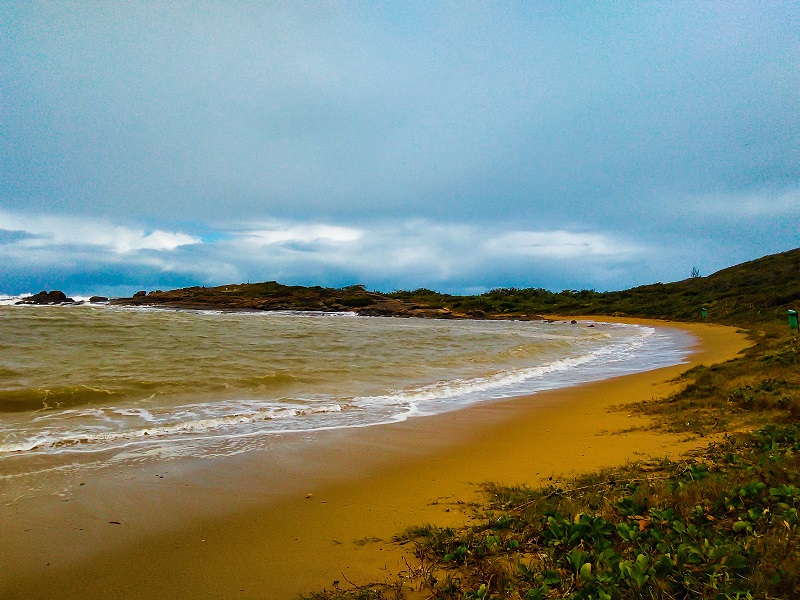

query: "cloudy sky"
(2, 1), (798, 297)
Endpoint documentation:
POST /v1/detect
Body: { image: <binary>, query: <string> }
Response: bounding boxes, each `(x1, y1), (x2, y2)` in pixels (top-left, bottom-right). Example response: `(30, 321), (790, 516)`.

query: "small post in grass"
(789, 310), (798, 332)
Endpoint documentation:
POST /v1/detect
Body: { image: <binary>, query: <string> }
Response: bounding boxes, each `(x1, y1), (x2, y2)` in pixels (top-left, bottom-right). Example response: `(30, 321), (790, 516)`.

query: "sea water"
(0, 301), (694, 480)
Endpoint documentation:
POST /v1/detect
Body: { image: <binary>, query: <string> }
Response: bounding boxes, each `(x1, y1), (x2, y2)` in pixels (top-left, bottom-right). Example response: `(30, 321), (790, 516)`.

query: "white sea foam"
(0, 402), (348, 454)
(0, 293), (98, 305)
(0, 294), (30, 306)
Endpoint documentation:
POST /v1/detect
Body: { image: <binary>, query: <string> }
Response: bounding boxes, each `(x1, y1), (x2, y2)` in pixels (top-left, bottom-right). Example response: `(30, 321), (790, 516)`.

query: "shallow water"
(0, 303), (694, 480)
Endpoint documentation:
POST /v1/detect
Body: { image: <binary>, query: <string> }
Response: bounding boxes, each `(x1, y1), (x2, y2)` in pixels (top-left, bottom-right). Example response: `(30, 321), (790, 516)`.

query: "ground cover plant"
(302, 249), (800, 599)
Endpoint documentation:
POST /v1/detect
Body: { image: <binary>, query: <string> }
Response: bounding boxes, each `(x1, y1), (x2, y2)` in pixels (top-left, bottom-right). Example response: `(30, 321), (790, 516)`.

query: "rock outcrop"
(110, 282), (546, 321)
(17, 290), (75, 305)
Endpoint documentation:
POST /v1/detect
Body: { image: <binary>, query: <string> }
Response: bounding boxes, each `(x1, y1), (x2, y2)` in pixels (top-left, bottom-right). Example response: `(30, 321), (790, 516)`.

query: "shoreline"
(0, 319), (749, 599)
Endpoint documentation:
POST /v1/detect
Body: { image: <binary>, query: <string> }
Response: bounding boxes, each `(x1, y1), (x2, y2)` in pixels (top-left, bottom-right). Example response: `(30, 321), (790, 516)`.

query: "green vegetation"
(627, 331), (800, 438)
(302, 248), (800, 599)
(337, 296), (376, 308)
(388, 249), (800, 324)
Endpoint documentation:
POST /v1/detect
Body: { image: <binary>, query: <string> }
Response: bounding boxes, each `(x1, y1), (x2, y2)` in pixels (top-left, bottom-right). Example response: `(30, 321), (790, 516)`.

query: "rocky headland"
(110, 282), (470, 319)
(109, 281), (550, 321)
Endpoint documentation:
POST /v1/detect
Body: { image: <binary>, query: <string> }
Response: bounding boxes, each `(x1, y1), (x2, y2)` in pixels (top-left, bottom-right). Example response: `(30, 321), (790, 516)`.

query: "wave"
(0, 385), (125, 413)
(0, 375), (303, 415)
(0, 294), (100, 305)
(353, 325), (656, 416)
(0, 295), (31, 306)
(0, 402), (347, 454)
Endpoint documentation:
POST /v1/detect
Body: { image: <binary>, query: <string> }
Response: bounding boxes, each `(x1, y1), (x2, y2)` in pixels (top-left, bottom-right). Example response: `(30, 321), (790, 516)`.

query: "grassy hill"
(390, 248), (800, 325)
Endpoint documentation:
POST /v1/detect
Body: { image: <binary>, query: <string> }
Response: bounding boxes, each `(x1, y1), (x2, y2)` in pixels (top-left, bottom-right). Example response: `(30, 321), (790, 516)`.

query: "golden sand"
(0, 319), (748, 599)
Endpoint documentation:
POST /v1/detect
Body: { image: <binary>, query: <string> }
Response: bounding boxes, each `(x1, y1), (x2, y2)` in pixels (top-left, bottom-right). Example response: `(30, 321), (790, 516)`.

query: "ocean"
(0, 300), (694, 484)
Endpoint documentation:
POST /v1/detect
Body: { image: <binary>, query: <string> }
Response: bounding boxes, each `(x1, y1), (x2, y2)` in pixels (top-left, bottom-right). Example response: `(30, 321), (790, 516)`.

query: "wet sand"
(0, 319), (749, 599)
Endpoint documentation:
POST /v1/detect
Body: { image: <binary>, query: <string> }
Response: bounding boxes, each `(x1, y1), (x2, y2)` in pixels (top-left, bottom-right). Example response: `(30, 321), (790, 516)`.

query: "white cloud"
(0, 211), (201, 254)
(233, 223), (363, 247)
(213, 219), (645, 289)
(222, 220), (643, 269)
(688, 187), (800, 218)
(485, 230), (641, 259)
(109, 228), (201, 252)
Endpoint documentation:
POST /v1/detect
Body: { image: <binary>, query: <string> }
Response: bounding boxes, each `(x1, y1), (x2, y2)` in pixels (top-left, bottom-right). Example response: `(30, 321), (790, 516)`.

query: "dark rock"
(18, 290), (75, 305)
(89, 296), (109, 303)
(570, 320), (578, 324)
(133, 291), (147, 297)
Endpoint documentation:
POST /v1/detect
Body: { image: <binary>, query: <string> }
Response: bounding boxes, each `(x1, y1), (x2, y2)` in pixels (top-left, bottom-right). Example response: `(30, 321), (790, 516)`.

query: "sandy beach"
(0, 319), (748, 599)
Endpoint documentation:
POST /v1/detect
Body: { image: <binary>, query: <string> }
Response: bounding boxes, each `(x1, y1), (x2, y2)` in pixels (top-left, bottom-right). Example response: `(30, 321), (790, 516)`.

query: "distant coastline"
(9, 246), (799, 325)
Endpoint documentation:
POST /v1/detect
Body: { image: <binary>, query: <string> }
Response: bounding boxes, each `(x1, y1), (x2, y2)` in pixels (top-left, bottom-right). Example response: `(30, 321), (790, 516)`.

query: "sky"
(1, 1), (798, 297)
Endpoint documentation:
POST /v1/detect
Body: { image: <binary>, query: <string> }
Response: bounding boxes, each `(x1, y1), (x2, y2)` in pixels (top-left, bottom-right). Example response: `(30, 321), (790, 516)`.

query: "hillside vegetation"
(389, 248), (800, 325)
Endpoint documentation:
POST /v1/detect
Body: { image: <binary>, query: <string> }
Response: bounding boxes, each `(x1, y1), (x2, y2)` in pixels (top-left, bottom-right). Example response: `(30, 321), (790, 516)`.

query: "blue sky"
(2, 1), (798, 297)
